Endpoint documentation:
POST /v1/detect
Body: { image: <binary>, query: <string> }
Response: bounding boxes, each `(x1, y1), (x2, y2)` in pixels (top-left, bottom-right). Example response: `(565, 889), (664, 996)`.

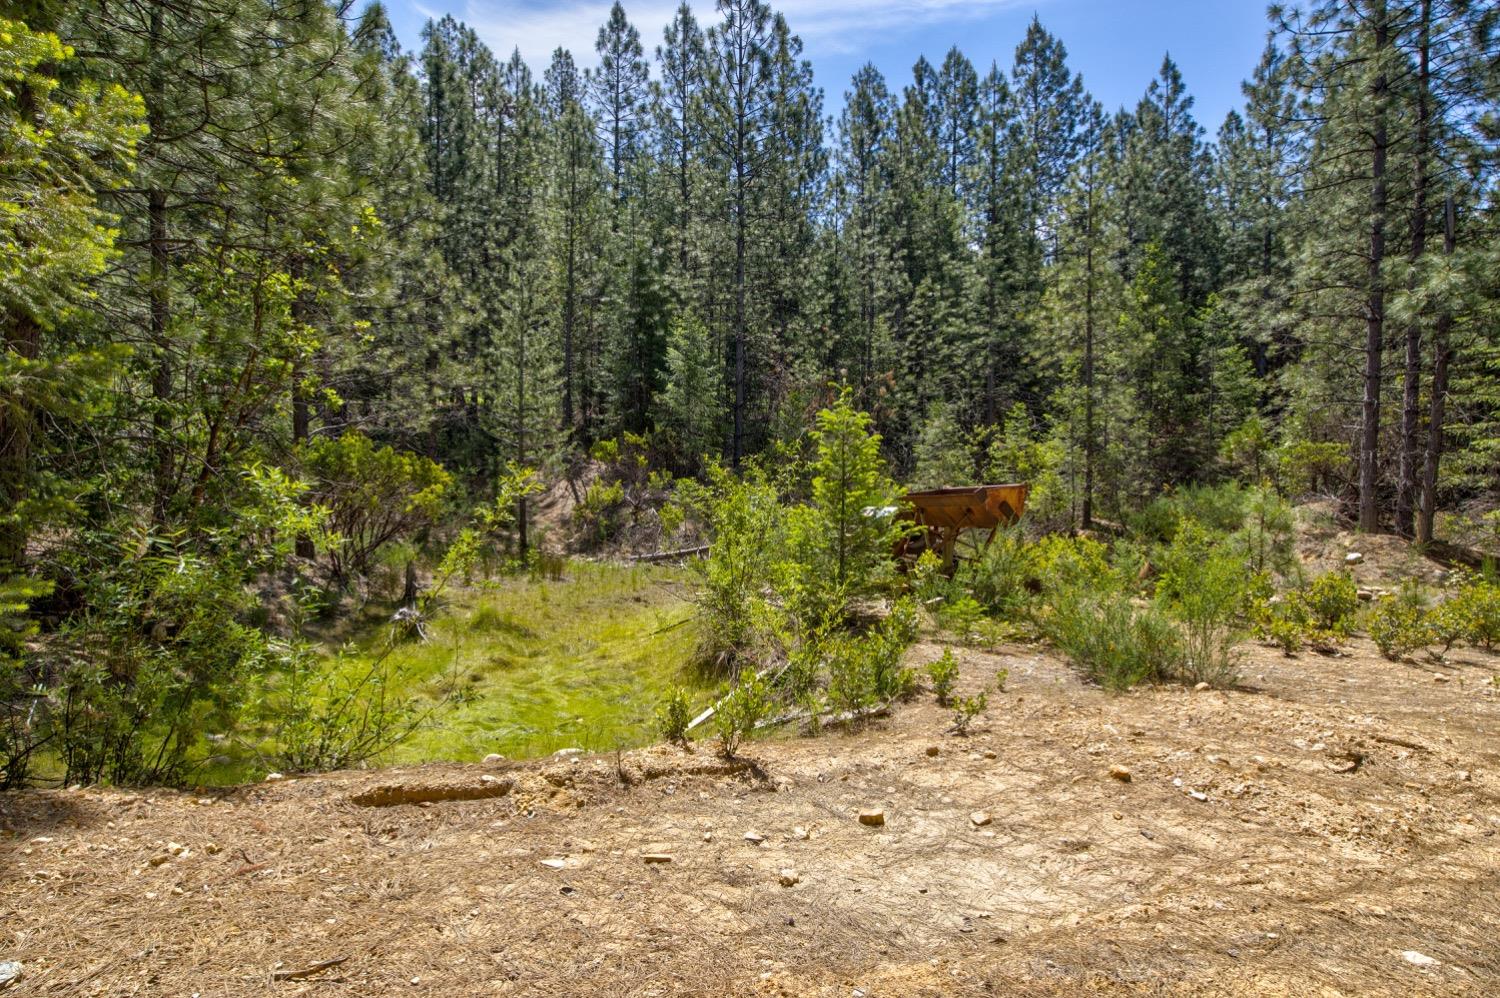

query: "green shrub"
(925, 649), (959, 704)
(299, 432), (451, 580)
(1156, 521), (1245, 687)
(961, 528), (1031, 612)
(1048, 589), (1184, 691)
(682, 464), (785, 668)
(939, 594), (987, 644)
(994, 667), (1009, 692)
(654, 686), (694, 746)
(1450, 578), (1500, 650)
(1369, 585), (1432, 661)
(825, 607), (918, 715)
(1305, 571), (1360, 635)
(714, 670), (771, 758)
(951, 690), (988, 735)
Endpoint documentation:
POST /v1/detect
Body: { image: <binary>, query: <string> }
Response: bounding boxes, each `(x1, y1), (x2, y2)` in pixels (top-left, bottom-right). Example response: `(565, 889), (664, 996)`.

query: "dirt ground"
(3, 634), (1499, 997)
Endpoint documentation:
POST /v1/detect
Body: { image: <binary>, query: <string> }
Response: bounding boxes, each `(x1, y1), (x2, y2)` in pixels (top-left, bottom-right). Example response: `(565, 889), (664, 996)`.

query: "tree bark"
(1396, 0), (1432, 538)
(1416, 196), (1455, 546)
(1357, 5), (1390, 534)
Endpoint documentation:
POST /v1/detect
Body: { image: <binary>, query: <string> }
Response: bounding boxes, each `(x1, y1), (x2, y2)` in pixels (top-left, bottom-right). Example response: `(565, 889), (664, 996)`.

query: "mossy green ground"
(355, 561), (710, 763)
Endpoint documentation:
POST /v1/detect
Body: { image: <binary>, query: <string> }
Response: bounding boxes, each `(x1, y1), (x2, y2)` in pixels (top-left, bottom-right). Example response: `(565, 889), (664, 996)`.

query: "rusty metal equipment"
(895, 483), (1029, 570)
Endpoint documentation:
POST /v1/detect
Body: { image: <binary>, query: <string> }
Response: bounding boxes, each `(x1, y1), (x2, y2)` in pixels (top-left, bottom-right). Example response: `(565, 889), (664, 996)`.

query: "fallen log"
(629, 544), (710, 563)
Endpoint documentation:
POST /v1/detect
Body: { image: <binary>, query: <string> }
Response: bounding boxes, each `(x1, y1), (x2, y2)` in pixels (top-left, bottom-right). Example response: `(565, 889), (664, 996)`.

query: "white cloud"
(448, 0), (1036, 67)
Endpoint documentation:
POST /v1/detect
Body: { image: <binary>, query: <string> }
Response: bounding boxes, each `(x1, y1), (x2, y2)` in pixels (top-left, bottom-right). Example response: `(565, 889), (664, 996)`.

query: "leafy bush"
(925, 648), (959, 705)
(994, 667), (1009, 692)
(300, 432), (450, 580)
(1156, 521), (1245, 687)
(1048, 589), (1184, 691)
(1231, 487), (1298, 577)
(680, 464), (785, 667)
(1, 574), (54, 788)
(654, 686), (694, 746)
(714, 670), (770, 758)
(825, 604), (919, 715)
(1447, 577), (1500, 651)
(1305, 571), (1360, 635)
(53, 534), (267, 785)
(938, 594), (987, 645)
(951, 690), (988, 735)
(1369, 585), (1432, 661)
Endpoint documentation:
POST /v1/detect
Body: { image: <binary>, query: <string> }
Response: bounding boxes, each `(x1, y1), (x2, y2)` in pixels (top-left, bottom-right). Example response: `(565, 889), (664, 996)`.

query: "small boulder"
(778, 868), (800, 887)
(1188, 790), (1208, 802)
(539, 858), (566, 870)
(743, 831), (765, 845)
(858, 808), (886, 827)
(0, 961), (21, 989)
(969, 811), (992, 827)
(553, 748), (584, 759)
(264, 772), (285, 782)
(1109, 765), (1133, 783)
(792, 826), (810, 841)
(924, 745), (940, 758)
(1194, 682), (1210, 692)
(1402, 950), (1439, 968)
(482, 753), (506, 765)
(1345, 552), (1364, 565)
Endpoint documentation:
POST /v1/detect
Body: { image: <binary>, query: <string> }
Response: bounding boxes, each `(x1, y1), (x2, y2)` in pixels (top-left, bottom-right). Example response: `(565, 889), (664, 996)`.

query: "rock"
(1194, 682), (1210, 692)
(792, 826), (810, 841)
(1109, 765), (1133, 783)
(0, 961), (21, 988)
(642, 853), (674, 864)
(482, 753), (506, 765)
(970, 811), (992, 827)
(1188, 790), (1208, 802)
(1432, 673), (1450, 683)
(264, 772), (285, 782)
(1456, 770), (1472, 782)
(1402, 950), (1439, 968)
(539, 858), (566, 870)
(1345, 552), (1363, 565)
(702, 831), (713, 842)
(743, 831), (764, 845)
(481, 774), (506, 785)
(858, 808), (886, 827)
(983, 750), (997, 760)
(778, 868), (800, 887)
(148, 853), (171, 867)
(166, 841), (188, 857)
(553, 748), (584, 759)
(1358, 588), (1375, 602)
(924, 745), (940, 757)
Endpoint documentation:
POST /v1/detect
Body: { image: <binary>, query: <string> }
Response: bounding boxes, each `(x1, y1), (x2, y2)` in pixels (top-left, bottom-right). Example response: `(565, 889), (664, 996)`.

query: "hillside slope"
(3, 637), (1499, 996)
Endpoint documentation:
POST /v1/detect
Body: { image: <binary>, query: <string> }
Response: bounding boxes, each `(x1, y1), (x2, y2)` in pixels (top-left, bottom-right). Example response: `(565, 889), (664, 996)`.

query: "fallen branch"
(756, 700), (893, 731)
(1373, 734), (1430, 753)
(629, 544), (710, 563)
(685, 659), (793, 733)
(272, 956), (348, 982)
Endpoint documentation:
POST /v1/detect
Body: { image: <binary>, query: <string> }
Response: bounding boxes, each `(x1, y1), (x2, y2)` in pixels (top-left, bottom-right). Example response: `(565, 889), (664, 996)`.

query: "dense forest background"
(1, 0), (1497, 782)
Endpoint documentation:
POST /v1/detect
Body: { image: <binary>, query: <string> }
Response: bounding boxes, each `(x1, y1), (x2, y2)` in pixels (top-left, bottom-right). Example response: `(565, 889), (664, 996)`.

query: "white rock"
(264, 772), (285, 782)
(778, 868), (800, 887)
(792, 826), (810, 841)
(1345, 552), (1363, 565)
(482, 753), (505, 765)
(970, 811), (992, 827)
(1402, 950), (1439, 967)
(553, 748), (584, 758)
(0, 961), (21, 988)
(1188, 790), (1208, 802)
(743, 831), (765, 845)
(1194, 682), (1210, 692)
(539, 858), (566, 870)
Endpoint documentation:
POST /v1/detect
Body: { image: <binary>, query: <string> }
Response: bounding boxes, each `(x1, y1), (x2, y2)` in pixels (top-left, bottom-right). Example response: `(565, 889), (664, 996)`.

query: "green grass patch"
(355, 561), (708, 763)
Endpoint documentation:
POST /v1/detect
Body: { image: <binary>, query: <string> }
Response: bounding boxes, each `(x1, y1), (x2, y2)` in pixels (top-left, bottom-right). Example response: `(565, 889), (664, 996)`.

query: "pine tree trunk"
(1357, 7), (1390, 534)
(1416, 196), (1455, 546)
(0, 313), (39, 568)
(1396, 0), (1432, 538)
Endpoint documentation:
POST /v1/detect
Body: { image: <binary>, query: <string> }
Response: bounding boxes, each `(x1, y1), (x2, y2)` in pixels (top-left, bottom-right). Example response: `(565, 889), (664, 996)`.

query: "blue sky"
(379, 0), (1273, 135)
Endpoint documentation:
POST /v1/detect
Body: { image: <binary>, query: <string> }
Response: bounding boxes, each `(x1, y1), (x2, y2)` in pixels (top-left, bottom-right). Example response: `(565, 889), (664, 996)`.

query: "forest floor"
(4, 629), (1499, 996)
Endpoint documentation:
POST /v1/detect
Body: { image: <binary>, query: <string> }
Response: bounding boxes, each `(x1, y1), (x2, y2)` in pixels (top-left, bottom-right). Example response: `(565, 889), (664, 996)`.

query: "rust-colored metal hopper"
(896, 483), (1029, 570)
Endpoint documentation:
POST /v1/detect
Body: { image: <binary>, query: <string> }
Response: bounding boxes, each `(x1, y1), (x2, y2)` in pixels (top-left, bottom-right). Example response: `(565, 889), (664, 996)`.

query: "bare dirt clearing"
(4, 637), (1499, 996)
